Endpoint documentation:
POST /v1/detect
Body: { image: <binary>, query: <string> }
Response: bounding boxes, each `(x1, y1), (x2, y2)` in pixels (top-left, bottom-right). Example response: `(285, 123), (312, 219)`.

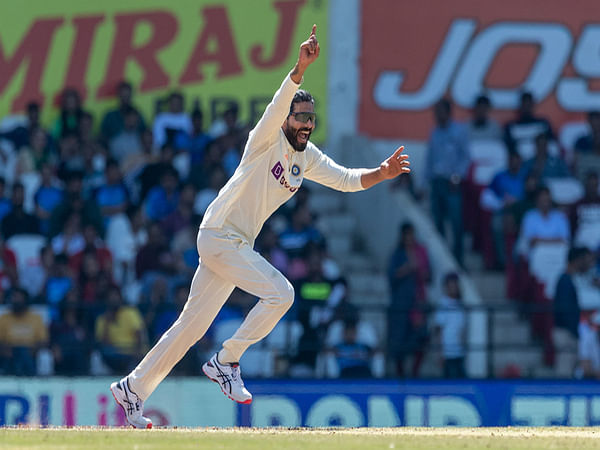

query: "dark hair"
(26, 102), (40, 113)
(444, 272), (460, 285)
(435, 98), (451, 114)
(535, 186), (551, 200)
(105, 158), (119, 170)
(118, 81), (132, 92)
(191, 108), (203, 119)
(289, 90), (314, 115)
(587, 110), (600, 121)
(475, 94), (491, 107)
(400, 222), (414, 235)
(568, 246), (589, 263)
(520, 91), (533, 104)
(586, 170), (599, 182)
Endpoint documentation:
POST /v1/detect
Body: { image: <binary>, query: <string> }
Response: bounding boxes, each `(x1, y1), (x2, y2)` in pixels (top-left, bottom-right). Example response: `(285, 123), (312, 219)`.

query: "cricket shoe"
(202, 353), (252, 404)
(110, 377), (153, 429)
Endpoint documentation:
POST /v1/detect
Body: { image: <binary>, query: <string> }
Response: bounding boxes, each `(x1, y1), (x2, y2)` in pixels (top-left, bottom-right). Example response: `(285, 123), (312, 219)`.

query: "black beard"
(284, 126), (310, 151)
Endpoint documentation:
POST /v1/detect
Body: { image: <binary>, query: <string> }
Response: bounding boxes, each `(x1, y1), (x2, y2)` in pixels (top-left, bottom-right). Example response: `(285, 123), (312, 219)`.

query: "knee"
(277, 280), (295, 309)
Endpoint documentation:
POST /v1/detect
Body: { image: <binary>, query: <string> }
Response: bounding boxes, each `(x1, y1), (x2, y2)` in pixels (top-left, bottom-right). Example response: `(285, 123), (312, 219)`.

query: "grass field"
(2, 427), (600, 450)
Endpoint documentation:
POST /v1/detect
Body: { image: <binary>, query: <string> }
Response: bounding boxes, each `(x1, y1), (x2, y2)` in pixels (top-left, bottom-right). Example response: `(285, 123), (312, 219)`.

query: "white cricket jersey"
(200, 73), (366, 242)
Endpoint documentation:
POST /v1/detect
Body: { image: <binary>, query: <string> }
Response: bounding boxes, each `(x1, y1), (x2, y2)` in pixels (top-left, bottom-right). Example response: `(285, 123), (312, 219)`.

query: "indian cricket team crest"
(291, 164), (301, 176)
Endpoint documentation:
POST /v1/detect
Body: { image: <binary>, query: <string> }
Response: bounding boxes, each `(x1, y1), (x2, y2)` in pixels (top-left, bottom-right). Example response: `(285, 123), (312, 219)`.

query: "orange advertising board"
(359, 0), (600, 139)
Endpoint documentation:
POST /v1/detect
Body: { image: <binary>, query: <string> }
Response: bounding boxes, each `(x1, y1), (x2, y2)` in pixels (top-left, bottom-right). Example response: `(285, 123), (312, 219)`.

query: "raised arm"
(246, 25), (321, 151)
(359, 146), (411, 189)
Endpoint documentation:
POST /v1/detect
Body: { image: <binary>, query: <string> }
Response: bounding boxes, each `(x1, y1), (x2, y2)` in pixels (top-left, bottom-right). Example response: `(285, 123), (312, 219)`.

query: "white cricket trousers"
(128, 228), (294, 400)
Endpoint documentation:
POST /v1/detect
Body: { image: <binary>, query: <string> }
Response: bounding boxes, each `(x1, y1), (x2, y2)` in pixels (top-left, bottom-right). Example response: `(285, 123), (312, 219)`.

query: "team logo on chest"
(291, 164), (301, 176)
(271, 161), (299, 193)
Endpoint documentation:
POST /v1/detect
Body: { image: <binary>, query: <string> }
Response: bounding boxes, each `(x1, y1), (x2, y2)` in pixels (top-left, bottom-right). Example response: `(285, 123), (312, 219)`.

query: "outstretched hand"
(298, 24), (320, 69)
(379, 146), (411, 180)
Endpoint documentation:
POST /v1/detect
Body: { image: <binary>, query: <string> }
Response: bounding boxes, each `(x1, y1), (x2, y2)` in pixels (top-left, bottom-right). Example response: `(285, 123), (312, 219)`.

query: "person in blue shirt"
(425, 99), (470, 265)
(34, 164), (64, 235)
(522, 133), (570, 182)
(95, 159), (129, 226)
(174, 108), (212, 168)
(0, 177), (11, 224)
(145, 166), (180, 222)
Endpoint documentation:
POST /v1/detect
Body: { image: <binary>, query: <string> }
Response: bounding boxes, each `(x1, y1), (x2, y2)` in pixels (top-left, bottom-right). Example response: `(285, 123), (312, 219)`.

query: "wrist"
(290, 62), (306, 84)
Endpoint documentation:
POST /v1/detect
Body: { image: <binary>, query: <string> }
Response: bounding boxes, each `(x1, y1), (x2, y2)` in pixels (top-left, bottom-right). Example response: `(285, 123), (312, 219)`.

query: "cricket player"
(110, 24), (410, 428)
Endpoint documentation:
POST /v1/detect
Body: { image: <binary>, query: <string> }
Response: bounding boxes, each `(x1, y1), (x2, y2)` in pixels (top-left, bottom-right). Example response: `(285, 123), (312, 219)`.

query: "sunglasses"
(289, 112), (316, 124)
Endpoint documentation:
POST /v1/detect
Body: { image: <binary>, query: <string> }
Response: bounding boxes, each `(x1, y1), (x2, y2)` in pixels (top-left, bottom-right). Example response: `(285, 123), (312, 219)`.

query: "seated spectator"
(517, 187), (570, 260)
(52, 88), (85, 140)
(332, 317), (374, 378)
(95, 158), (129, 226)
(145, 166), (180, 222)
(554, 247), (588, 350)
(194, 166), (226, 215)
(0, 235), (18, 299)
(69, 223), (112, 275)
(121, 129), (157, 183)
(0, 288), (48, 376)
(1, 182), (40, 239)
(486, 153), (527, 268)
(56, 132), (85, 180)
(220, 133), (242, 178)
(153, 91), (192, 149)
(44, 253), (74, 320)
(48, 170), (103, 239)
(51, 212), (85, 256)
(136, 222), (177, 282)
(162, 183), (195, 238)
(26, 127), (57, 172)
(387, 222), (430, 377)
(109, 106), (144, 164)
(0, 177), (11, 223)
(136, 144), (175, 202)
(504, 91), (554, 154)
(34, 164), (64, 235)
(571, 171), (600, 249)
(425, 98), (470, 265)
(95, 287), (147, 373)
(50, 299), (89, 375)
(577, 310), (600, 379)
(432, 273), (466, 379)
(279, 203), (323, 259)
(79, 248), (114, 304)
(188, 142), (224, 191)
(0, 102), (48, 151)
(101, 81), (146, 142)
(27, 245), (54, 300)
(575, 110), (600, 154)
(171, 214), (201, 279)
(467, 94), (502, 141)
(522, 133), (569, 181)
(174, 108), (212, 167)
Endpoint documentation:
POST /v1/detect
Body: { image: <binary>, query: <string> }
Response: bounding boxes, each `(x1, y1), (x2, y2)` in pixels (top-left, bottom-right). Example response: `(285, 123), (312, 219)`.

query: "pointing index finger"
(311, 24), (317, 36)
(392, 146), (405, 159)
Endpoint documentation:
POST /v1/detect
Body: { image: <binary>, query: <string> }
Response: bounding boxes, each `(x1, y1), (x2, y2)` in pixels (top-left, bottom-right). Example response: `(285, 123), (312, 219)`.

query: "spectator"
(577, 310), (600, 379)
(387, 222), (430, 377)
(51, 213), (85, 257)
(432, 273), (466, 379)
(171, 214), (201, 279)
(554, 247), (588, 347)
(425, 98), (470, 265)
(571, 171), (600, 249)
(486, 153), (527, 268)
(50, 298), (89, 375)
(95, 287), (147, 373)
(279, 203), (323, 259)
(95, 158), (129, 225)
(121, 129), (156, 180)
(79, 249), (113, 304)
(52, 88), (85, 139)
(137, 145), (176, 202)
(504, 91), (554, 154)
(467, 94), (502, 141)
(109, 106), (144, 164)
(27, 127), (57, 172)
(101, 81), (146, 142)
(256, 224), (289, 276)
(44, 253), (74, 320)
(56, 132), (85, 180)
(522, 133), (570, 182)
(188, 141), (224, 191)
(174, 108), (212, 168)
(136, 222), (177, 281)
(162, 183), (195, 239)
(194, 166), (226, 215)
(332, 317), (374, 378)
(0, 177), (11, 223)
(145, 166), (180, 222)
(153, 91), (192, 149)
(27, 245), (54, 300)
(69, 223), (112, 275)
(34, 164), (64, 234)
(0, 288), (48, 376)
(0, 102), (47, 150)
(517, 187), (570, 260)
(1, 182), (39, 239)
(48, 171), (103, 239)
(575, 111), (600, 154)
(0, 234), (18, 296)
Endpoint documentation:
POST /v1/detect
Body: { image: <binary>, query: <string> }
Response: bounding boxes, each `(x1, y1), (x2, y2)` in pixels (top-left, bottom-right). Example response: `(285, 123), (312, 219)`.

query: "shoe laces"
(230, 364), (243, 385)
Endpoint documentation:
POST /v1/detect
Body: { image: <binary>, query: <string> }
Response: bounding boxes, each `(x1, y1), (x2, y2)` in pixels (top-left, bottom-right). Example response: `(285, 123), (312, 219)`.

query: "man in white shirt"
(110, 25), (411, 429)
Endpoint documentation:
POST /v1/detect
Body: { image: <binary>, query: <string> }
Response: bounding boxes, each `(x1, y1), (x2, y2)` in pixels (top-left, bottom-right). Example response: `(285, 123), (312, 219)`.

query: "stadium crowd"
(0, 81), (599, 381)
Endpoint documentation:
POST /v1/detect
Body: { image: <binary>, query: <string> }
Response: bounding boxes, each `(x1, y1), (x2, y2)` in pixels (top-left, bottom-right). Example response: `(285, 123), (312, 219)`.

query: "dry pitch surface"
(2, 427), (600, 449)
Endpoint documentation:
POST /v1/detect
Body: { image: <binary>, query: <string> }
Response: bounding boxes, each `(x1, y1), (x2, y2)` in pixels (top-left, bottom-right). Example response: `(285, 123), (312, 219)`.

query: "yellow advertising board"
(0, 0), (328, 142)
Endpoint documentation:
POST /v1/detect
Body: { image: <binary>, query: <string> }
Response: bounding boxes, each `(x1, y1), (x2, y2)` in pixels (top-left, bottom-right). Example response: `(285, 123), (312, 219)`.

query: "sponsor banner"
(359, 0), (600, 139)
(0, 0), (327, 142)
(3, 378), (600, 427)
